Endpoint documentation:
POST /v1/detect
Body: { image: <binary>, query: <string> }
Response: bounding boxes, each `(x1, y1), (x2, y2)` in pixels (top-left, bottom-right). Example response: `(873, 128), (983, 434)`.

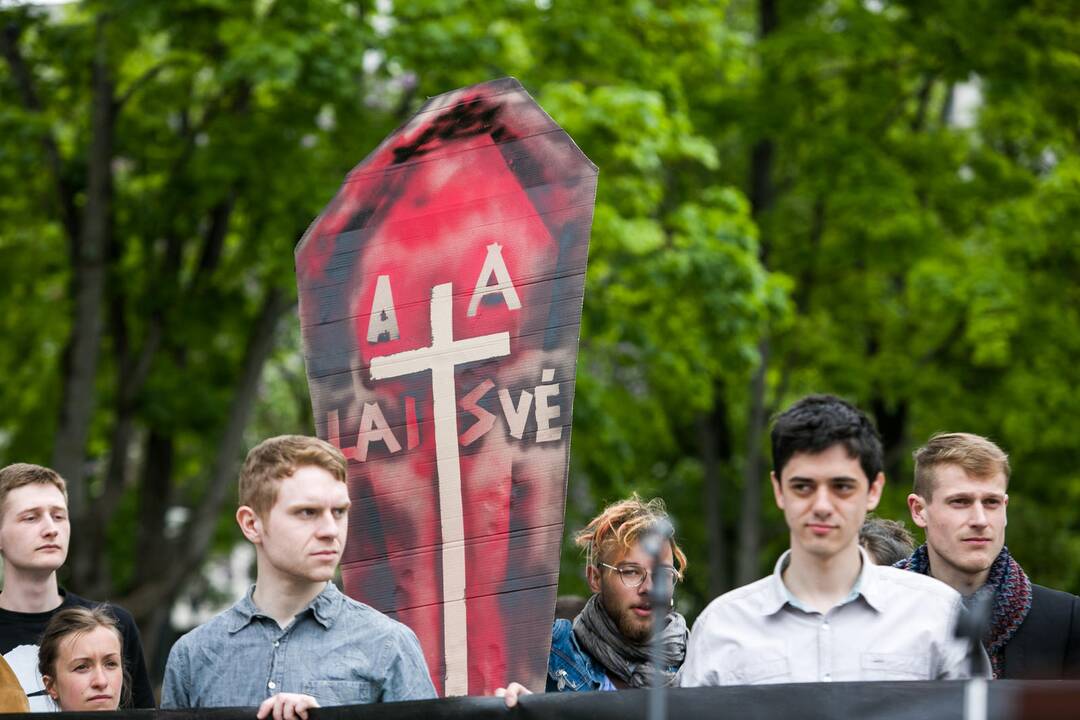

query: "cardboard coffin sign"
(295, 78), (597, 696)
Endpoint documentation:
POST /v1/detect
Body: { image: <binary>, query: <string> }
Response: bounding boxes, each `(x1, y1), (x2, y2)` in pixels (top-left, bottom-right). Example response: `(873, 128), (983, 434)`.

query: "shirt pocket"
(721, 653), (791, 685)
(860, 652), (927, 680)
(302, 680), (376, 706)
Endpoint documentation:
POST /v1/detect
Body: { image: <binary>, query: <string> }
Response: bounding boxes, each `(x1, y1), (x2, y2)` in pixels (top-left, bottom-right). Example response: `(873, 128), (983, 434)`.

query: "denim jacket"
(546, 619), (617, 692)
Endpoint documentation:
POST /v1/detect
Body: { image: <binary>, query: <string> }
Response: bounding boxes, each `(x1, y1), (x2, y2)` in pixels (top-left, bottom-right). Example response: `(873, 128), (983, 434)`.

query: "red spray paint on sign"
(296, 78), (596, 696)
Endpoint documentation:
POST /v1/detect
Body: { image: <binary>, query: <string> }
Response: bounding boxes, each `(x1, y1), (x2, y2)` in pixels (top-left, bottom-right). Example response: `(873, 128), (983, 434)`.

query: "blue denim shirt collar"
(227, 582), (341, 633)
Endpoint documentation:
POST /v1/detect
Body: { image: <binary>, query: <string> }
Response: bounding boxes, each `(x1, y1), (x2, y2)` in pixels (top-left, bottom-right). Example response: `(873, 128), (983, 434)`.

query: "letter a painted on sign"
(367, 274), (400, 343)
(356, 401), (402, 461)
(467, 243), (521, 317)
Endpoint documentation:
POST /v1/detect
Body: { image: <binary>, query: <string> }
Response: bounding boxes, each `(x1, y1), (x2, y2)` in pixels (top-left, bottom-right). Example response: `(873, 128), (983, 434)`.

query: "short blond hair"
(575, 494), (687, 575)
(913, 432), (1010, 500)
(239, 435), (347, 516)
(0, 464), (68, 520)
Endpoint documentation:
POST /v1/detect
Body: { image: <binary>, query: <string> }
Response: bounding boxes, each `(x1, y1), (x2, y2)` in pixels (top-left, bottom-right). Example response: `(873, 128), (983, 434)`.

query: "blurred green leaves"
(3, 0), (1080, 639)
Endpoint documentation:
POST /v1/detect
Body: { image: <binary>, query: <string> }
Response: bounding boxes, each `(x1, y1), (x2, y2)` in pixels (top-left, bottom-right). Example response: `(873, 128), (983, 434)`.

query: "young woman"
(38, 606), (129, 711)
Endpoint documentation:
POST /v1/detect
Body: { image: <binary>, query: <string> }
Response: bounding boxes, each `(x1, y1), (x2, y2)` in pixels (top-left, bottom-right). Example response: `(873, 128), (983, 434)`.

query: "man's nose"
(315, 511), (339, 537)
(638, 570), (654, 595)
(812, 486), (833, 515)
(970, 503), (989, 527)
(41, 515), (58, 536)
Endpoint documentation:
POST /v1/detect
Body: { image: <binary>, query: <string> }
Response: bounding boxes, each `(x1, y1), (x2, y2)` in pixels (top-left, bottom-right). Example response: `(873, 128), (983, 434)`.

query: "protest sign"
(296, 77), (597, 695)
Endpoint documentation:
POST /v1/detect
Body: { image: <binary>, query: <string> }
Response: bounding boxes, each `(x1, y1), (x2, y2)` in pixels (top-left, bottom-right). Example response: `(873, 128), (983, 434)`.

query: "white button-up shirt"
(679, 548), (982, 686)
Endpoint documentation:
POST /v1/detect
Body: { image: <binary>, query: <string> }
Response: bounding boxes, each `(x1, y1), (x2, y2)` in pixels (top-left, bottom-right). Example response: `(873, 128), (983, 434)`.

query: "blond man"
(162, 436), (435, 718)
(898, 432), (1080, 679)
(498, 495), (687, 705)
(0, 463), (153, 710)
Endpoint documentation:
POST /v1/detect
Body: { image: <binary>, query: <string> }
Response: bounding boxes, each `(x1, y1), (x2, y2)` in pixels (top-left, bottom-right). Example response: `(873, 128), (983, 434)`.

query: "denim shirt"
(162, 583), (436, 708)
(546, 619), (617, 692)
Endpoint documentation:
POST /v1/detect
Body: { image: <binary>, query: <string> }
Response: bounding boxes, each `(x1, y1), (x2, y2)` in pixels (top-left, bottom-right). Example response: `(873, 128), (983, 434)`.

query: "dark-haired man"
(680, 394), (980, 686)
(898, 432), (1080, 679)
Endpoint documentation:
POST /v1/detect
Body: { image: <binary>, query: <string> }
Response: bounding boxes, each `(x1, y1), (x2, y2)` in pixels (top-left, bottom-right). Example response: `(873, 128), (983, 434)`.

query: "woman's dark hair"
(38, 606), (132, 709)
(770, 394), (884, 484)
(860, 515), (916, 565)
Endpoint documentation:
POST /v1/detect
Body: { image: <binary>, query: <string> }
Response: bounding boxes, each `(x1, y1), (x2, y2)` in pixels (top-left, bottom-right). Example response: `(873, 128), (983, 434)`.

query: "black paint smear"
(391, 97), (515, 165)
(342, 207), (375, 234)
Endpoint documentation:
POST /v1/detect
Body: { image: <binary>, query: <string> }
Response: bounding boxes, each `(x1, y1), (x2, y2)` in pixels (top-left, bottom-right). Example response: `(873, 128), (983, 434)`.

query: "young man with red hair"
(162, 436), (435, 718)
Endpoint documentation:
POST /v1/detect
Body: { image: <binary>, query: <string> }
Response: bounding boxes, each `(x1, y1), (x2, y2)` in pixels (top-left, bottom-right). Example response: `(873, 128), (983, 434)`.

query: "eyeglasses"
(600, 562), (682, 589)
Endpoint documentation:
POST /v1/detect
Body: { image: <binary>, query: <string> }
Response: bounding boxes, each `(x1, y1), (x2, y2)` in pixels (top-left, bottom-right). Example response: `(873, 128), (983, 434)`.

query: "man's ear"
(867, 472), (885, 511)
(586, 564), (602, 595)
(236, 506), (263, 545)
(771, 472), (784, 510)
(907, 493), (929, 529)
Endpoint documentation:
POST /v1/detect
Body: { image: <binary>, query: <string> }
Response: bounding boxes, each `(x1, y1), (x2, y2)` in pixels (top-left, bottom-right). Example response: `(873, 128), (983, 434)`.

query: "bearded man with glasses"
(497, 495), (687, 706)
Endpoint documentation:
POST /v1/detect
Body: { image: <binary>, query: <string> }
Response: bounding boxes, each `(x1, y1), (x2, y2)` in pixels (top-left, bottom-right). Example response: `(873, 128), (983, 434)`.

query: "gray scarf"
(571, 593), (688, 688)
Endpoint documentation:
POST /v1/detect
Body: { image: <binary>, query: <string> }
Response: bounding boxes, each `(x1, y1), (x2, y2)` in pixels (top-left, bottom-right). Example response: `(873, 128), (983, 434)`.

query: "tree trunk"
(52, 15), (113, 518)
(872, 395), (909, 484)
(119, 287), (292, 621)
(735, 0), (779, 586)
(0, 21), (80, 243)
(736, 341), (770, 585)
(699, 393), (732, 597)
(134, 431), (174, 589)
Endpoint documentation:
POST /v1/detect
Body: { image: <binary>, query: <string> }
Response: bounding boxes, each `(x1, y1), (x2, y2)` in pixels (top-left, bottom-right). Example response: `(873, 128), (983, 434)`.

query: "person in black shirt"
(0, 463), (154, 709)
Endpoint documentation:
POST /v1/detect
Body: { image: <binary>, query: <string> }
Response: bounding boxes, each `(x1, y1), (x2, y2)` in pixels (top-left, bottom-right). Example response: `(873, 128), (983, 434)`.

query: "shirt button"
(273, 641), (280, 647)
(822, 622), (830, 631)
(268, 681), (276, 690)
(823, 674), (832, 682)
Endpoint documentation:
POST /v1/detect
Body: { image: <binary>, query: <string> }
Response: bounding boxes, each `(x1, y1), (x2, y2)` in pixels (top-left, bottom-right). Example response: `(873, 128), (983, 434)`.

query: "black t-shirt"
(0, 590), (155, 710)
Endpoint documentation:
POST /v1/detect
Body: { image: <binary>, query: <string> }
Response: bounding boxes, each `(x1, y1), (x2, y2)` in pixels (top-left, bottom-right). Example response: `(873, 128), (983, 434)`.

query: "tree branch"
(118, 287), (294, 617)
(0, 18), (79, 242)
(115, 58), (178, 110)
(192, 190), (238, 284)
(917, 318), (966, 367)
(910, 72), (936, 133)
(52, 14), (114, 519)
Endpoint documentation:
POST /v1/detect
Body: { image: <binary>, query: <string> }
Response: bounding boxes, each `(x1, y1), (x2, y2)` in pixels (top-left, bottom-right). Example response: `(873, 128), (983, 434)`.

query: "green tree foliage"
(707, 0), (1080, 591)
(2, 0), (1080, 677)
(0, 0), (394, 661)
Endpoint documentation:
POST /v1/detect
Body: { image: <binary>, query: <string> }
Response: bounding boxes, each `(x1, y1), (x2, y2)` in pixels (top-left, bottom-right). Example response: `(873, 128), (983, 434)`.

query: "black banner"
(21, 681), (1080, 720)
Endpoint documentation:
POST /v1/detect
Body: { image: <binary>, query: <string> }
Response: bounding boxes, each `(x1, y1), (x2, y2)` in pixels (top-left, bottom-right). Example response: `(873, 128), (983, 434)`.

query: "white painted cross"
(368, 282), (510, 696)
